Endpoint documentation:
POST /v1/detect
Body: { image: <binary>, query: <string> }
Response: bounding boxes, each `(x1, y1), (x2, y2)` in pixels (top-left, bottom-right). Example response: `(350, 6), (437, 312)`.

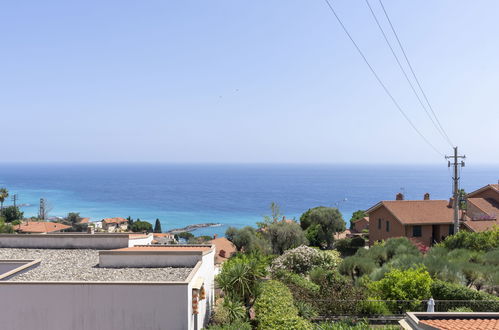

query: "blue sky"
(1, 1), (498, 164)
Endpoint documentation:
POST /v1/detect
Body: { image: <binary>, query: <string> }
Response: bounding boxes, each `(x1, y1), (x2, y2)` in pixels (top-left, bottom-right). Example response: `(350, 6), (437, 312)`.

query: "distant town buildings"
(101, 217), (129, 232)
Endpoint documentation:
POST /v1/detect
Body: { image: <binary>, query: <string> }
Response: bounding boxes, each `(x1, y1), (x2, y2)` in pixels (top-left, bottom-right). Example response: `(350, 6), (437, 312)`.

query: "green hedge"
(254, 280), (312, 330)
(431, 280), (499, 312)
(273, 270), (320, 294)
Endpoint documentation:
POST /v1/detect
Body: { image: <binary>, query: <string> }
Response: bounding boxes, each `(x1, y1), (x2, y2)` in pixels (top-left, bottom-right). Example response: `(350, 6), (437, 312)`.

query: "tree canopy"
(154, 219), (162, 233)
(130, 219), (153, 232)
(225, 226), (271, 254)
(1, 206), (24, 223)
(300, 207), (345, 249)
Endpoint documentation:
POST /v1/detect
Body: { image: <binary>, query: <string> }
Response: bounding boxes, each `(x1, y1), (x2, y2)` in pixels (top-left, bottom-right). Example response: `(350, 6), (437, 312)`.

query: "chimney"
(448, 197), (454, 208)
(396, 193), (404, 201)
(424, 193), (430, 200)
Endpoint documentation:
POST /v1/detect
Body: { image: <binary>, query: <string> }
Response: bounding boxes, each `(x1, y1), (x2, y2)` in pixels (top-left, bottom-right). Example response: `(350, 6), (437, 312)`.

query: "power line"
(364, 0), (452, 148)
(322, 0), (444, 156)
(378, 0), (454, 147)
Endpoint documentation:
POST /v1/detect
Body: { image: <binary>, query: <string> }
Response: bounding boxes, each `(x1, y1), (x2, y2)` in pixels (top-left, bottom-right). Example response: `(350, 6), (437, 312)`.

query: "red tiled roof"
(369, 200), (454, 225)
(209, 237), (236, 264)
(102, 217), (128, 224)
(467, 198), (499, 220)
(463, 219), (499, 232)
(352, 216), (369, 223)
(80, 218), (90, 224)
(15, 221), (71, 233)
(419, 318), (499, 330)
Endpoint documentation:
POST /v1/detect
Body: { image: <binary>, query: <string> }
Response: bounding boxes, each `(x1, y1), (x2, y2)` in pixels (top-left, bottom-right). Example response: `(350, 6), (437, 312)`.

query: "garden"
(205, 205), (499, 329)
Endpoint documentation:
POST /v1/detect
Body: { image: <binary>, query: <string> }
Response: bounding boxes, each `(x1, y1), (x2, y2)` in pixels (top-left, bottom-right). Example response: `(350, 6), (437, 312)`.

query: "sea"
(0, 163), (497, 237)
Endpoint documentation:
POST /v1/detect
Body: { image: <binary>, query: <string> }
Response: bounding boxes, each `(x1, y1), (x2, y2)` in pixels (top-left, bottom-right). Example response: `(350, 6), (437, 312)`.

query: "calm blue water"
(0, 163), (497, 236)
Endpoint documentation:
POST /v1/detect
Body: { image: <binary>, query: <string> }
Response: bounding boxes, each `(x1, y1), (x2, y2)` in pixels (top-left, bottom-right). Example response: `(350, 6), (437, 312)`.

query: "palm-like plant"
(216, 253), (267, 306)
(0, 188), (8, 212)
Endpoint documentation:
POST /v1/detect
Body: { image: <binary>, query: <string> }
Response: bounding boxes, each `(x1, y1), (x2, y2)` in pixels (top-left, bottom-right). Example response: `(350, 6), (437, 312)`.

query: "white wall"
(0, 234), (129, 249)
(0, 283), (188, 330)
(128, 234), (153, 247)
(188, 250), (215, 330)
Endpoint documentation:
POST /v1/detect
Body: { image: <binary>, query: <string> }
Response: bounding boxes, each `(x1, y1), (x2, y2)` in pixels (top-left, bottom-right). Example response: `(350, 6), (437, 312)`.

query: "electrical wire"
(378, 0), (454, 147)
(365, 0), (452, 148)
(322, 0), (444, 156)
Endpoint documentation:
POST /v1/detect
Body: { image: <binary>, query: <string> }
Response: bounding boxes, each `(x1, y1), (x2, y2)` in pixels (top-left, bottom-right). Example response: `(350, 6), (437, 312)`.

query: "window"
(386, 221), (390, 232)
(378, 218), (382, 229)
(413, 225), (422, 237)
(449, 224), (454, 235)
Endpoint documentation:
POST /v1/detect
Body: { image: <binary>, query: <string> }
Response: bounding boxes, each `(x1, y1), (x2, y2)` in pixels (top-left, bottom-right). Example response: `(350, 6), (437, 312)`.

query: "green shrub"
(254, 280), (312, 330)
(368, 266), (432, 313)
(294, 300), (318, 320)
(205, 321), (252, 330)
(312, 319), (400, 329)
(357, 299), (391, 316)
(334, 238), (359, 256)
(439, 227), (499, 252)
(216, 253), (268, 305)
(430, 280), (499, 312)
(339, 255), (377, 281)
(270, 245), (341, 275)
(273, 270), (320, 295)
(447, 306), (473, 312)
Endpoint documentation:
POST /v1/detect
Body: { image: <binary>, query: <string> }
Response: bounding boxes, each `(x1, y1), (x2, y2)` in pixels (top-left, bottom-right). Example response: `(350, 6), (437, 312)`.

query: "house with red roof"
(366, 183), (499, 246)
(101, 217), (129, 233)
(14, 221), (71, 234)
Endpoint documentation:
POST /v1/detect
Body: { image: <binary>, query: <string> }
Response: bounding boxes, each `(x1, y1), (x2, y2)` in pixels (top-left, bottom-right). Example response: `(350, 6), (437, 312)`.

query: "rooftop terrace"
(0, 248), (192, 282)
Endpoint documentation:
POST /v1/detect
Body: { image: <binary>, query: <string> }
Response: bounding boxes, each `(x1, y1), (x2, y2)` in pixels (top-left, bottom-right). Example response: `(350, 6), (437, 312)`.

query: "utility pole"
(445, 147), (465, 234)
(39, 198), (46, 221)
(11, 194), (18, 207)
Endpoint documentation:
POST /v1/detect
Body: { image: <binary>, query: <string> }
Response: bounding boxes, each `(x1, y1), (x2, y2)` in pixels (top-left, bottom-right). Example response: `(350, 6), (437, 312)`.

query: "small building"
(0, 236), (215, 330)
(351, 216), (369, 233)
(153, 233), (177, 244)
(400, 312), (499, 329)
(14, 221), (71, 234)
(367, 196), (454, 246)
(102, 217), (128, 232)
(208, 236), (236, 266)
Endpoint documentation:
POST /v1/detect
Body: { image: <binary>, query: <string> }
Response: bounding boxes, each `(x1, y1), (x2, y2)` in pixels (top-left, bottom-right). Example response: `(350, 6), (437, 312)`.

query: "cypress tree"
(154, 219), (162, 233)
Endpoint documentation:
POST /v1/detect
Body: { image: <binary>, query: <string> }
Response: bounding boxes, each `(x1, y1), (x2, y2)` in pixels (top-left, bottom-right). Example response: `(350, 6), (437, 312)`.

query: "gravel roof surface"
(0, 248), (193, 282)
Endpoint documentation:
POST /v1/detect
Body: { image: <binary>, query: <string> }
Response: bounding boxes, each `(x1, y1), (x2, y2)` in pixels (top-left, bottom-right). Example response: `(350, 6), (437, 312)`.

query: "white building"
(0, 235), (215, 330)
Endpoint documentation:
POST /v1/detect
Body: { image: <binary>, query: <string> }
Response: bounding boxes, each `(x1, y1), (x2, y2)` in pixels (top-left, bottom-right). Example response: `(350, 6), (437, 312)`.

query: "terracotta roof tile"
(377, 200), (454, 225)
(208, 237), (236, 264)
(420, 318), (499, 330)
(102, 217), (128, 224)
(14, 221), (71, 233)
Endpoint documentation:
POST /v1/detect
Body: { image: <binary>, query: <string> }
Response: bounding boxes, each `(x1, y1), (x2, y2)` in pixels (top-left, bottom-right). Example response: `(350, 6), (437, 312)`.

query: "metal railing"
(300, 299), (499, 318)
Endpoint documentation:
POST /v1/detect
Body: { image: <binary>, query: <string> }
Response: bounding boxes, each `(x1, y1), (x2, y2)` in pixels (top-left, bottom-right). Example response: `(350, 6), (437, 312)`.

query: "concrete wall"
(0, 234), (129, 249)
(99, 251), (203, 268)
(187, 250), (215, 330)
(0, 282), (189, 330)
